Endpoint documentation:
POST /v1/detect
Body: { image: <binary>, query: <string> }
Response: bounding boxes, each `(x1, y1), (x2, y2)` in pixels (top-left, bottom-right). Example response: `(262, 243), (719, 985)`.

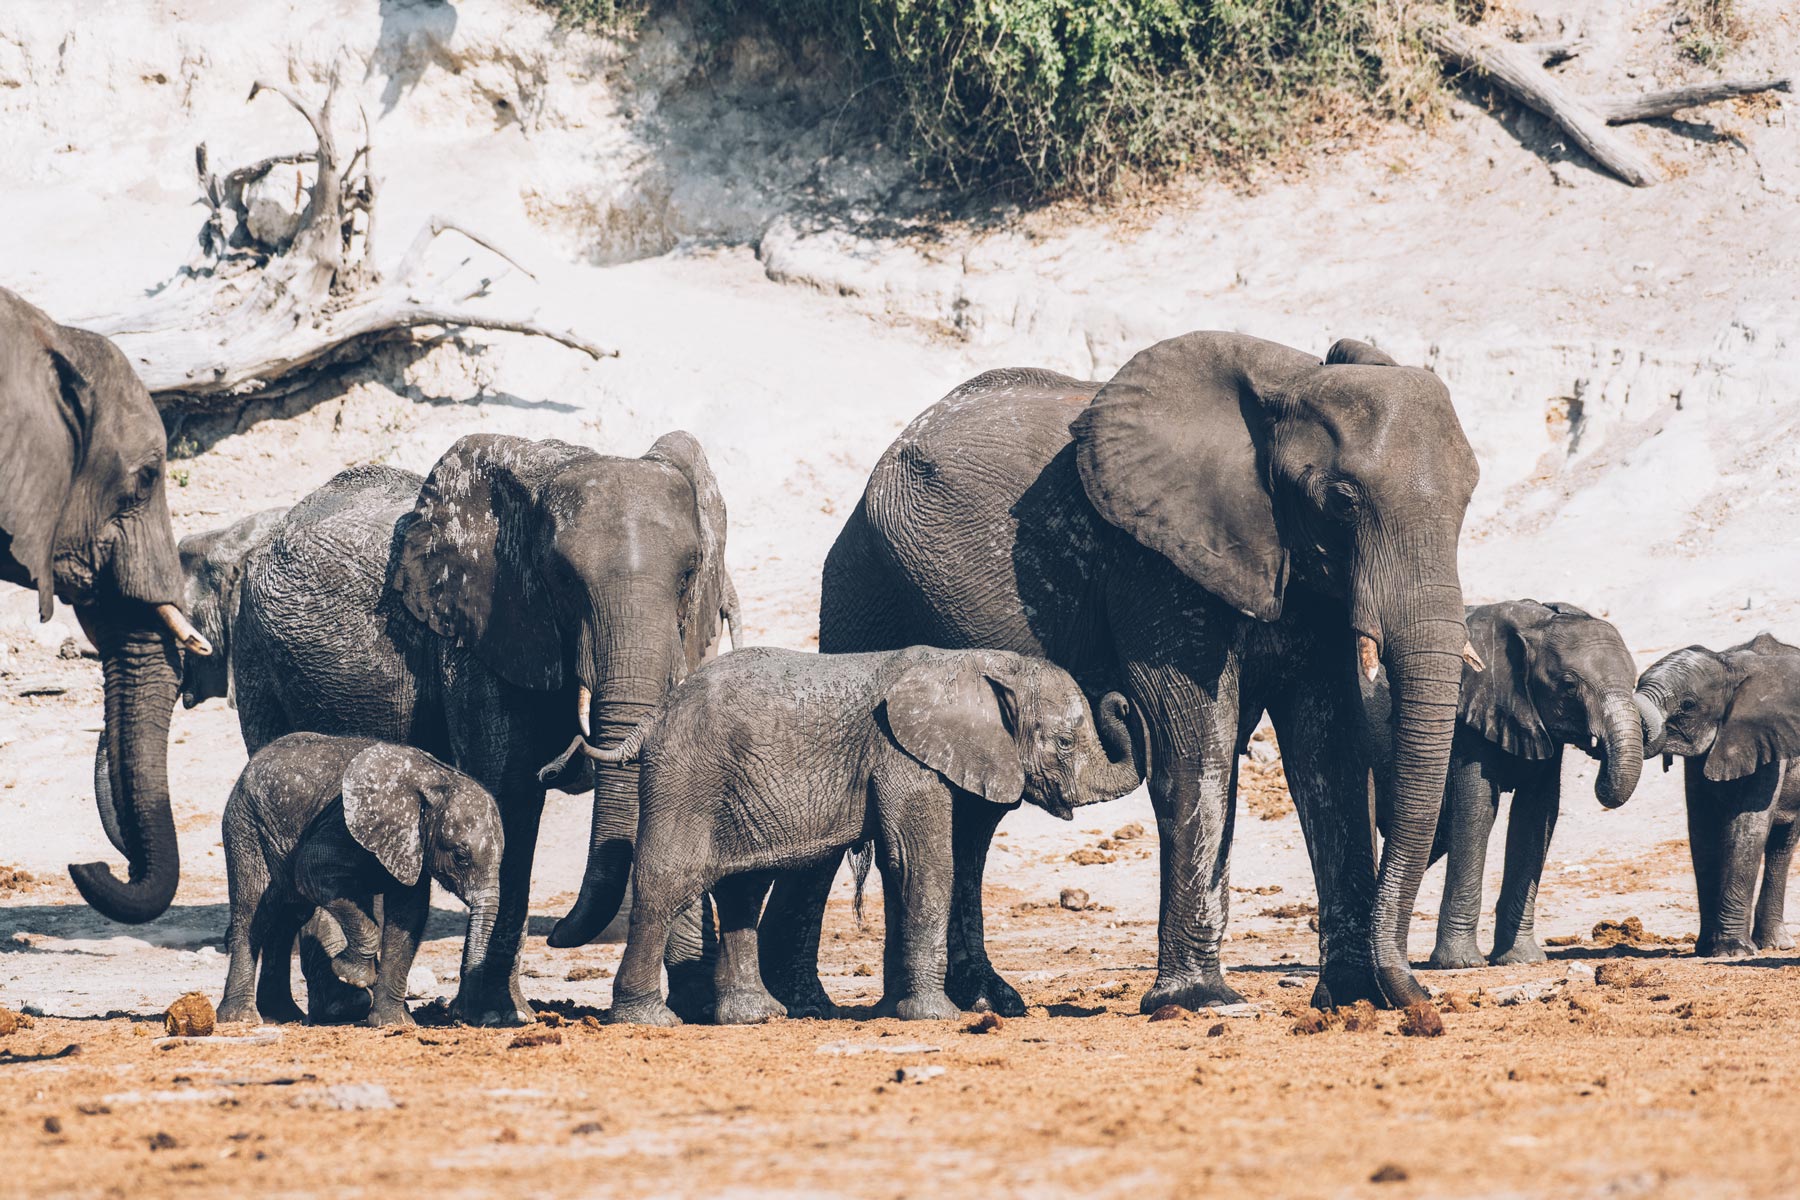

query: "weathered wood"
(1596, 76), (1792, 123)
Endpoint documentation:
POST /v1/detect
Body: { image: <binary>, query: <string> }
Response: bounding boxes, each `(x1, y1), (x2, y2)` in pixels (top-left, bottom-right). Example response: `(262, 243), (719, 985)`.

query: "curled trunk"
(459, 891), (502, 998)
(1087, 692), (1148, 801)
(1634, 689), (1667, 759)
(1593, 691), (1646, 809)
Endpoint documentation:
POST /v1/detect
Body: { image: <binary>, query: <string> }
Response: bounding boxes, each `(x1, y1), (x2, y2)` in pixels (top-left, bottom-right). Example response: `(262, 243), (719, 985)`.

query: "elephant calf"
(541, 646), (1145, 1025)
(219, 733), (504, 1027)
(1635, 634), (1800, 957)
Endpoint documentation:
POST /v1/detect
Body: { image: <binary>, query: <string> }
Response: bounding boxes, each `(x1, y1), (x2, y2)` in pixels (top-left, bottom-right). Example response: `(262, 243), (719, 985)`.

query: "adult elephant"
(788, 333), (1480, 1014)
(233, 432), (737, 1024)
(0, 287), (211, 924)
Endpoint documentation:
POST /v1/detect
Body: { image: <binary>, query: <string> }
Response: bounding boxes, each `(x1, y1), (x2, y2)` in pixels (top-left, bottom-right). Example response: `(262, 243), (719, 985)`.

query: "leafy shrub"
(539, 0), (651, 35)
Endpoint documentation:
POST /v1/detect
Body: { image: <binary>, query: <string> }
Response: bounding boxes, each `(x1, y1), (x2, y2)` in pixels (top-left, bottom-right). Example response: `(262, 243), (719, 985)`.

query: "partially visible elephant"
(218, 733), (504, 1027)
(801, 334), (1482, 1016)
(0, 286), (211, 924)
(233, 433), (737, 1024)
(1635, 633), (1800, 957)
(546, 646), (1145, 1026)
(1368, 600), (1650, 968)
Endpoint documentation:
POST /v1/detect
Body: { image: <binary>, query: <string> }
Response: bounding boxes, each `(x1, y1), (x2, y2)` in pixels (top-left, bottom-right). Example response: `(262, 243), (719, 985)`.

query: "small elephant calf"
(219, 733), (504, 1026)
(543, 646), (1145, 1025)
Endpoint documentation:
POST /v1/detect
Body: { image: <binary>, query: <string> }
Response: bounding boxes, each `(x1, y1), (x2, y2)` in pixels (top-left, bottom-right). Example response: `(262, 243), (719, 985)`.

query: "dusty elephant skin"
(1367, 600), (1650, 969)
(804, 334), (1480, 1014)
(0, 286), (212, 925)
(553, 646), (1144, 1025)
(217, 733), (503, 1027)
(231, 433), (737, 1025)
(1636, 634), (1800, 958)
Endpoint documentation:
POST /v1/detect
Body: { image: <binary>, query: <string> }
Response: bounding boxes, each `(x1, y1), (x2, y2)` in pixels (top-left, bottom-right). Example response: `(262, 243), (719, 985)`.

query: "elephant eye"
(1325, 480), (1361, 520)
(1056, 733), (1074, 750)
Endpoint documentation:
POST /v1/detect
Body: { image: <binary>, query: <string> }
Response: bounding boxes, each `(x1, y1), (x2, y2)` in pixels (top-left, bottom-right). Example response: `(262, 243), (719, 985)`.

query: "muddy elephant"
(1368, 600), (1650, 968)
(218, 734), (504, 1027)
(233, 433), (737, 1024)
(1635, 633), (1800, 957)
(798, 334), (1482, 1015)
(542, 646), (1145, 1025)
(0, 286), (211, 924)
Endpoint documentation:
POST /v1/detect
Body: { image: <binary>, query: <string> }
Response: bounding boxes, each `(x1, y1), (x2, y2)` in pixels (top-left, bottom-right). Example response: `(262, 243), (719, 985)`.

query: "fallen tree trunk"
(84, 75), (614, 412)
(1419, 18), (1792, 187)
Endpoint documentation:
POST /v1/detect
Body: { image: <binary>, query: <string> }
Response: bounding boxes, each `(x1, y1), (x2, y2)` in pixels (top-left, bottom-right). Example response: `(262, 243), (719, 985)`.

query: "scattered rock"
(964, 1012), (1004, 1035)
(42, 1116), (61, 1134)
(1067, 848), (1116, 866)
(1111, 823), (1145, 841)
(76, 1102), (109, 1116)
(1213, 1003), (1262, 1019)
(1400, 1002), (1444, 1038)
(1058, 887), (1090, 912)
(508, 1028), (563, 1049)
(1093, 981), (1128, 1000)
(1148, 1004), (1191, 1023)
(496, 1127), (519, 1144)
(163, 993), (216, 1038)
(56, 637), (82, 660)
(565, 966), (612, 982)
(1277, 975), (1313, 989)
(571, 1121), (604, 1136)
(893, 1064), (945, 1084)
(404, 966), (438, 999)
(305, 1083), (397, 1112)
(148, 1131), (178, 1151)
(1545, 934), (1582, 947)
(1206, 1023), (1226, 1038)
(1370, 1163), (1409, 1183)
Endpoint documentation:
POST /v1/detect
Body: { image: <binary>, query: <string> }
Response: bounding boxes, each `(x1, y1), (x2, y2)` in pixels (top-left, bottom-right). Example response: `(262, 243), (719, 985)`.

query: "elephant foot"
(766, 975), (838, 1020)
(1311, 958), (1423, 1011)
(1695, 935), (1756, 960)
(452, 983), (532, 1027)
(306, 981), (374, 1026)
(879, 991), (962, 1021)
(1426, 940), (1486, 970)
(666, 963), (717, 1025)
(1753, 923), (1793, 952)
(714, 988), (787, 1026)
(945, 961), (1028, 1017)
(215, 997), (261, 1025)
(1489, 940), (1547, 967)
(607, 995), (683, 1027)
(1138, 971), (1246, 1015)
(365, 1001), (415, 1028)
(258, 998), (308, 1025)
(331, 952), (379, 989)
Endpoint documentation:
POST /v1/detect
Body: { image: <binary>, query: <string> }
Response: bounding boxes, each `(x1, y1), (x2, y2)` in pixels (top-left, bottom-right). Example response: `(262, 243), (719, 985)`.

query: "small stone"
(495, 1127), (519, 1144)
(404, 965), (437, 999)
(42, 1116), (62, 1134)
(508, 1028), (563, 1049)
(164, 992), (216, 1038)
(1148, 1004), (1191, 1023)
(964, 1012), (1004, 1034)
(57, 638), (81, 660)
(1277, 975), (1311, 989)
(1093, 981), (1128, 1000)
(572, 1121), (604, 1136)
(1399, 1002), (1444, 1038)
(1206, 1022), (1226, 1038)
(1058, 888), (1090, 912)
(893, 1064), (945, 1084)
(148, 1132), (178, 1151)
(1371, 1163), (1409, 1183)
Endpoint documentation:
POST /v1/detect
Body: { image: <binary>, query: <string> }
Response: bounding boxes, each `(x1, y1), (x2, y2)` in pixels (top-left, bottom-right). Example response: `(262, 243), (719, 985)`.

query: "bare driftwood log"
(86, 76), (614, 411)
(1421, 18), (1792, 187)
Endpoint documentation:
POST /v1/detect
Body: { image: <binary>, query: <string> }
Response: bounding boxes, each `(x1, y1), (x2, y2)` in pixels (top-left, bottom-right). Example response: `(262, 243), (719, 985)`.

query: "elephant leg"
(944, 790), (1026, 1017)
(318, 894), (382, 989)
(368, 883), (429, 1027)
(1428, 753), (1500, 970)
(873, 796), (960, 1022)
(608, 866), (692, 1027)
(298, 910), (374, 1026)
(1688, 759), (1778, 958)
(1753, 814), (1798, 952)
(254, 903), (308, 1024)
(219, 885), (271, 1024)
(711, 873), (786, 1026)
(663, 896), (717, 1026)
(759, 856), (843, 1018)
(1490, 758), (1562, 965)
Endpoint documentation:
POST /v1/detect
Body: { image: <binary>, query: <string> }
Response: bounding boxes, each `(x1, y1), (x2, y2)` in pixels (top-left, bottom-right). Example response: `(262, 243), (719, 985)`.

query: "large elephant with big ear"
(1635, 633), (1800, 958)
(792, 333), (1480, 1015)
(231, 433), (737, 1024)
(0, 286), (212, 924)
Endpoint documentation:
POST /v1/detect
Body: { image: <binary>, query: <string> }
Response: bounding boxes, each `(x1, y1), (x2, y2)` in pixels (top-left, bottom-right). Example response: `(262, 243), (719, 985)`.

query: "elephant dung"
(163, 992), (216, 1038)
(0, 1006), (25, 1036)
(1399, 1002), (1444, 1038)
(1148, 1004), (1192, 1023)
(964, 1012), (1005, 1034)
(1059, 887), (1090, 911)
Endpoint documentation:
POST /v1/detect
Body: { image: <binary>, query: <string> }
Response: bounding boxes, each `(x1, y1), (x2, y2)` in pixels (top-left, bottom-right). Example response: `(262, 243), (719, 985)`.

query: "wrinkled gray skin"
(1635, 634), (1800, 958)
(1367, 600), (1649, 968)
(802, 334), (1479, 1015)
(217, 734), (503, 1027)
(573, 647), (1144, 1026)
(0, 287), (209, 925)
(233, 433), (736, 1025)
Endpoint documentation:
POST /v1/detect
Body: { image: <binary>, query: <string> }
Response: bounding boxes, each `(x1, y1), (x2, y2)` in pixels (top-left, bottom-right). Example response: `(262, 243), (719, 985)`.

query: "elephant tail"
(537, 720), (651, 782)
(849, 841), (873, 927)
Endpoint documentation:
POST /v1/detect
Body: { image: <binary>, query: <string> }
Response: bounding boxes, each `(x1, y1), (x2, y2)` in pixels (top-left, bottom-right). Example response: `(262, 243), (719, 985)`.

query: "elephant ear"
(883, 653), (1025, 805)
(1705, 658), (1800, 782)
(644, 431), (729, 667)
(340, 743), (438, 887)
(0, 292), (87, 620)
(1072, 332), (1315, 621)
(1460, 601), (1555, 759)
(393, 434), (582, 691)
(1324, 338), (1400, 367)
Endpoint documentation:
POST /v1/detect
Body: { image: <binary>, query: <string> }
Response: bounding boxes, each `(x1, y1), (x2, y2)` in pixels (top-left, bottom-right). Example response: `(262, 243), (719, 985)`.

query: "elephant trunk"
(1634, 689), (1667, 759)
(1086, 692), (1147, 802)
(69, 606), (183, 924)
(459, 888), (503, 996)
(1593, 691), (1646, 810)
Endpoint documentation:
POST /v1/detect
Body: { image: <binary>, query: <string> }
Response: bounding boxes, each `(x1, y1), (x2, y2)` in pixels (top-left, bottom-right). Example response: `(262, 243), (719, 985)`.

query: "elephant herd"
(3, 283), (1797, 1029)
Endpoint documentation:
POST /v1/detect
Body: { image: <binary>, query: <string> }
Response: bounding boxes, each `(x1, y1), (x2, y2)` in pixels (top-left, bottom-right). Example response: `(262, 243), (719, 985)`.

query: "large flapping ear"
(1072, 332), (1316, 621)
(0, 291), (86, 620)
(1460, 601), (1555, 759)
(393, 434), (586, 691)
(1324, 338), (1400, 367)
(1705, 657), (1800, 782)
(341, 743), (438, 886)
(883, 653), (1026, 805)
(644, 431), (728, 669)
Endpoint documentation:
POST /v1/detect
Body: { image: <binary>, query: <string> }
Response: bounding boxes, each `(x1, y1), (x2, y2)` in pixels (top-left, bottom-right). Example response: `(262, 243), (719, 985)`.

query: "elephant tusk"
(1461, 640), (1486, 672)
(1357, 634), (1381, 682)
(156, 604), (212, 657)
(577, 686), (591, 738)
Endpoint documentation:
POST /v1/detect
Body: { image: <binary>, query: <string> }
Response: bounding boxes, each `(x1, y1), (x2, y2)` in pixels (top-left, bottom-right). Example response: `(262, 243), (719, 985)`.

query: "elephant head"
(175, 507), (287, 709)
(0, 287), (211, 924)
(883, 651), (1145, 820)
(340, 743), (504, 994)
(390, 431), (732, 949)
(1461, 600), (1648, 808)
(1636, 637), (1800, 782)
(1070, 331), (1479, 1003)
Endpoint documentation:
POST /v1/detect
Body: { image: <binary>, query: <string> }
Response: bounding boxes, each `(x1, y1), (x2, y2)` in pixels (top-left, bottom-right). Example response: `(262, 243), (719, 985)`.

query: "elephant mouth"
(1037, 797), (1076, 822)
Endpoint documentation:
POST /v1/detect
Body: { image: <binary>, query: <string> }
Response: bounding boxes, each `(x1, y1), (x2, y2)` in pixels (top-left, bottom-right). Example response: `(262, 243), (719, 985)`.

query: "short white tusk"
(156, 604), (212, 656)
(1357, 634), (1381, 682)
(1462, 641), (1486, 672)
(577, 686), (592, 738)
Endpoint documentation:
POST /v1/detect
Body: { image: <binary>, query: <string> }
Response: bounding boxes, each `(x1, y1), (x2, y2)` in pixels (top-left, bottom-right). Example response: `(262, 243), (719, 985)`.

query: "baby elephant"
(219, 733), (504, 1026)
(543, 647), (1144, 1026)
